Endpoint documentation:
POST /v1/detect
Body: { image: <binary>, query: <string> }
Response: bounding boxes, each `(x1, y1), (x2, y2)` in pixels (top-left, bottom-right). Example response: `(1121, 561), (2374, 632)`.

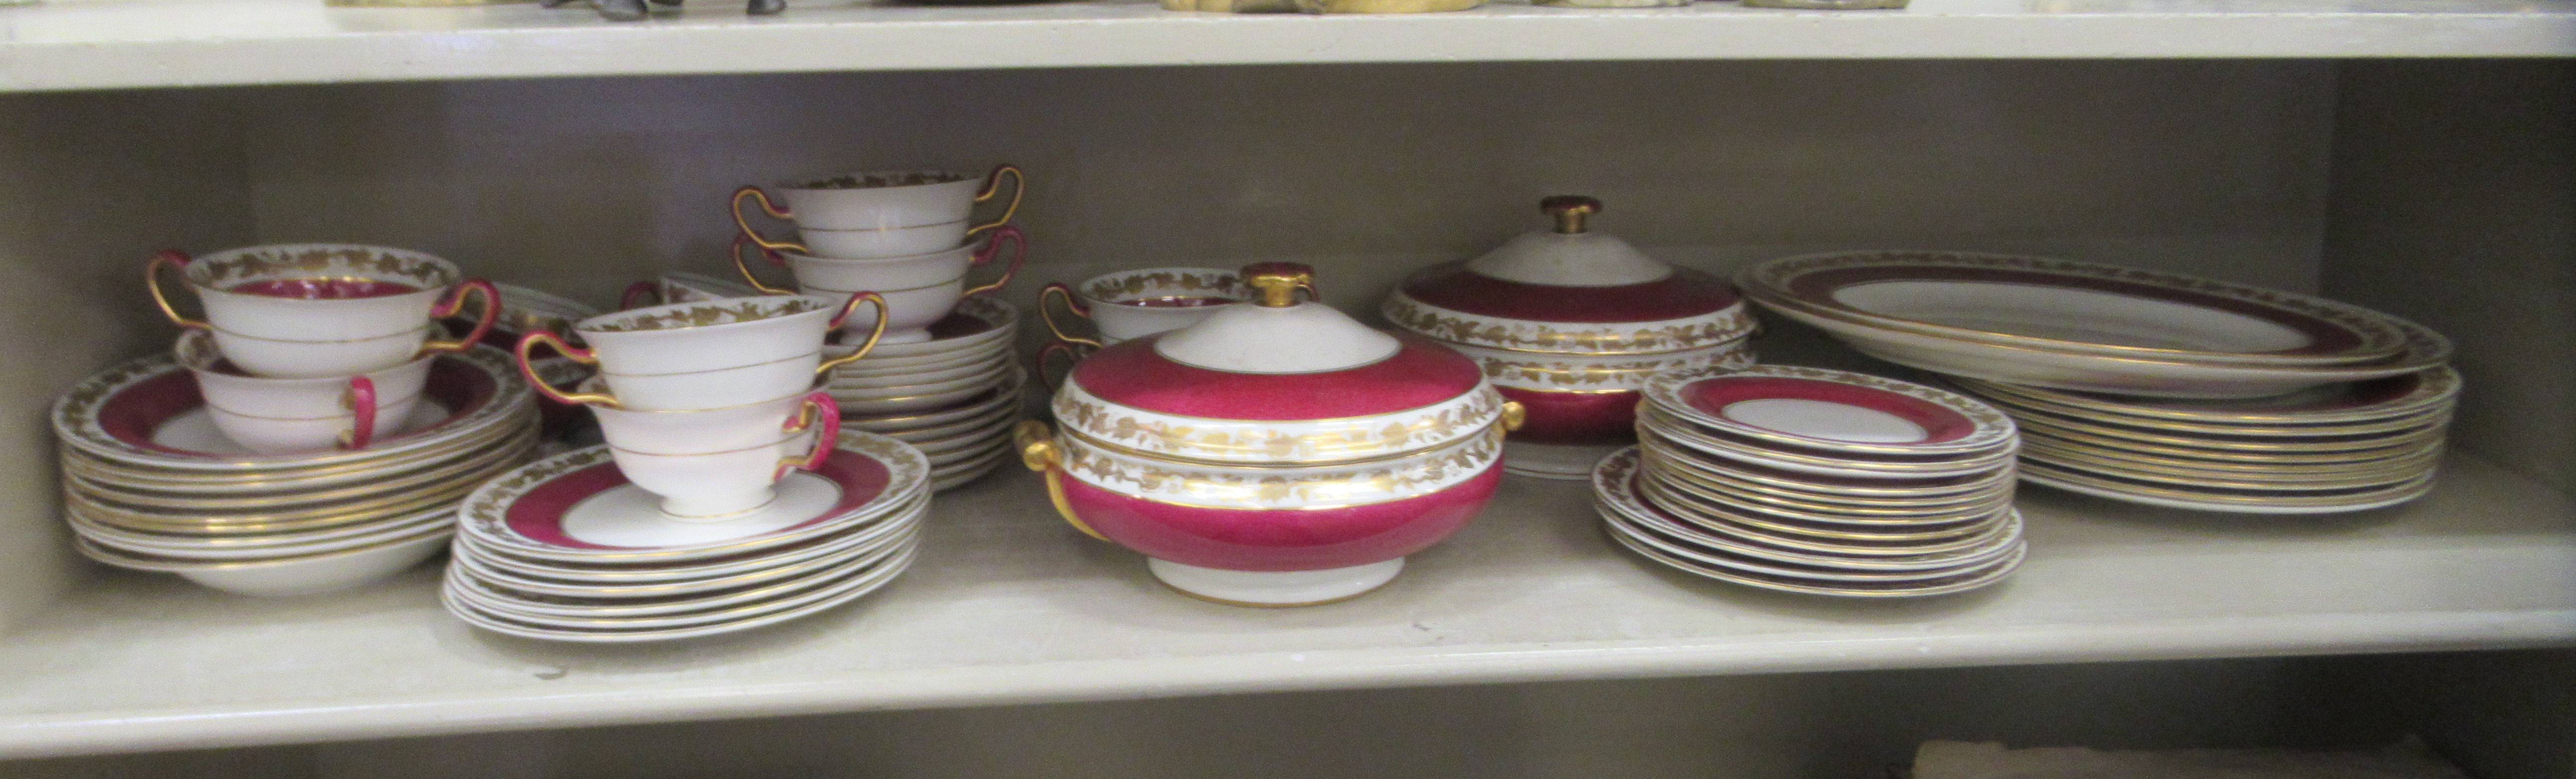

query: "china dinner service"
(1384, 196), (1757, 480)
(1596, 364), (2027, 598)
(440, 429), (930, 643)
(58, 246), (541, 596)
(1016, 262), (1526, 607)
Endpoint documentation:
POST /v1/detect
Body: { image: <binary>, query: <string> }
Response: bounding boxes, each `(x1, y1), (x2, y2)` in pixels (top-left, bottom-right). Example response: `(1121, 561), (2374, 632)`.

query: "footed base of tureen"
(1146, 558), (1405, 607)
(1502, 440), (1626, 481)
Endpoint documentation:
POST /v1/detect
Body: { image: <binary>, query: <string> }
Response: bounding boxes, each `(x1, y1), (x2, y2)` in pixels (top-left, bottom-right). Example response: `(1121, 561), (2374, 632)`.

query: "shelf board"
(3, 0), (2574, 93)
(0, 451), (2568, 756)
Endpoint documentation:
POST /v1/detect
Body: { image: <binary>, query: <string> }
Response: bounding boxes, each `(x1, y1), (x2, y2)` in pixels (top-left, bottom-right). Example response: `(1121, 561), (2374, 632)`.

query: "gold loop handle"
(419, 279), (500, 354)
(1500, 400), (1527, 432)
(1037, 283), (1106, 350)
(1014, 420), (1108, 541)
(515, 331), (619, 408)
(965, 163), (1025, 237)
(731, 186), (813, 255)
(729, 234), (799, 295)
(145, 251), (210, 331)
(814, 291), (890, 376)
(960, 224), (1027, 299)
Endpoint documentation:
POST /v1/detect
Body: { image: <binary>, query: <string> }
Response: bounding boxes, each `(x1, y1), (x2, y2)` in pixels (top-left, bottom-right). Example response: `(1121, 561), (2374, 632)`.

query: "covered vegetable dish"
(1383, 195), (1756, 479)
(1017, 262), (1522, 606)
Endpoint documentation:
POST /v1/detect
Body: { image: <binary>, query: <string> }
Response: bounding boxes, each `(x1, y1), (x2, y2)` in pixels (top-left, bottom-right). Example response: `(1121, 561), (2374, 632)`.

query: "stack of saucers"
(824, 295), (1024, 491)
(1941, 370), (2458, 514)
(53, 347), (538, 596)
(1597, 365), (2026, 598)
(441, 429), (930, 643)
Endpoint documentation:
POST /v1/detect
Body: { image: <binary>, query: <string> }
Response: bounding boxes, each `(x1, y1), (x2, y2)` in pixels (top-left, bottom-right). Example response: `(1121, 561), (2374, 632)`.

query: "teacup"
(1039, 266), (1250, 349)
(590, 386), (841, 519)
(733, 226), (1025, 344)
(733, 164), (1025, 259)
(175, 330), (432, 454)
(147, 244), (499, 379)
(515, 292), (888, 411)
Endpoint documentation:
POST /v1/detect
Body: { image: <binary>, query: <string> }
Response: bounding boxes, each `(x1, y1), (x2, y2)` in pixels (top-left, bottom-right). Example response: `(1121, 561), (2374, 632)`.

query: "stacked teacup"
(730, 164), (1033, 491)
(1034, 266), (1251, 388)
(443, 292), (932, 642)
(56, 244), (533, 597)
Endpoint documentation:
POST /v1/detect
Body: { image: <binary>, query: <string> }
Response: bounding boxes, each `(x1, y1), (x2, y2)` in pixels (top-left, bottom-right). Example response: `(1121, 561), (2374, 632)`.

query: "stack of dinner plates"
(1597, 364), (2026, 598)
(1941, 370), (2458, 514)
(442, 429), (930, 643)
(52, 347), (538, 597)
(823, 295), (1024, 491)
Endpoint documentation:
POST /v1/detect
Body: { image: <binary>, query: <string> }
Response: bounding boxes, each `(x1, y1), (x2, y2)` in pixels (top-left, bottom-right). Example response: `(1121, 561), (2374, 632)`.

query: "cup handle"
(1036, 340), (1094, 393)
(422, 279), (501, 354)
(145, 250), (210, 331)
(1013, 420), (1108, 541)
(1037, 282), (1106, 350)
(774, 391), (842, 481)
(515, 331), (619, 407)
(960, 224), (1026, 299)
(619, 280), (665, 310)
(731, 185), (813, 256)
(965, 163), (1025, 238)
(730, 234), (801, 296)
(815, 291), (890, 375)
(338, 375), (378, 450)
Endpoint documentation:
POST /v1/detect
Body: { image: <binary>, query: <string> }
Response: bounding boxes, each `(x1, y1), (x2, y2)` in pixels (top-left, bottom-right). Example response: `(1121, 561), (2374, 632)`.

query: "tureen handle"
(1240, 261), (1320, 308)
(1013, 420), (1110, 541)
(1540, 195), (1600, 234)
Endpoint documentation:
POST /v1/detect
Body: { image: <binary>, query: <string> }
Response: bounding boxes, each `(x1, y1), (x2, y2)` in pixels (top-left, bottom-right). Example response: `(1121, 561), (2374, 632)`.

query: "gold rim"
(1947, 369), (2459, 426)
(1954, 382), (2456, 438)
(2017, 433), (2446, 474)
(2002, 407), (2450, 453)
(1637, 479), (2017, 557)
(1640, 452), (2011, 528)
(69, 429), (536, 511)
(2019, 444), (2441, 489)
(68, 446), (531, 531)
(2017, 459), (2438, 507)
(1639, 439), (2016, 506)
(1639, 410), (2017, 475)
(1753, 289), (2452, 375)
(1640, 447), (2013, 517)
(58, 409), (533, 489)
(76, 527), (451, 572)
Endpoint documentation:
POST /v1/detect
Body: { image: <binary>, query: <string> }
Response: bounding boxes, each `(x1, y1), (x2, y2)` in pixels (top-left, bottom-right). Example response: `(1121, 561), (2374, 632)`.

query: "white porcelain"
(150, 244), (496, 379)
(86, 530), (453, 598)
(796, 220), (969, 260)
(1454, 339), (1753, 395)
(831, 379), (1001, 415)
(834, 362), (1011, 400)
(1146, 558), (1405, 606)
(527, 294), (874, 411)
(1155, 293), (1397, 373)
(1502, 440), (1624, 480)
(1464, 211), (1667, 286)
(825, 295), (1020, 362)
(831, 343), (1008, 382)
(776, 169), (1011, 231)
(1057, 424), (1503, 510)
(744, 229), (1024, 344)
(176, 331), (432, 454)
(592, 390), (838, 519)
(1040, 267), (1248, 348)
(1054, 373), (1506, 465)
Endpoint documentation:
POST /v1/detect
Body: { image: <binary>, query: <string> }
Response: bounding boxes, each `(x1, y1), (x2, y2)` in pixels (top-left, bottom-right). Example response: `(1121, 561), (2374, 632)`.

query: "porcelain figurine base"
(1146, 558), (1405, 607)
(1503, 440), (1625, 480)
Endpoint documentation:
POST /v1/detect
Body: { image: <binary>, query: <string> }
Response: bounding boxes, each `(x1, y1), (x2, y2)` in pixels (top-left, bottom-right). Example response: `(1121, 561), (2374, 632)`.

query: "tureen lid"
(1057, 262), (1504, 463)
(1399, 196), (1740, 323)
(1464, 195), (1666, 286)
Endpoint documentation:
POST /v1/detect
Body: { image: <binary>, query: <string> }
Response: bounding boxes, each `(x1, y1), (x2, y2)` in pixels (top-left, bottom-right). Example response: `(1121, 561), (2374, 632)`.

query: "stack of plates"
(1597, 365), (2026, 598)
(824, 296), (1025, 492)
(52, 347), (538, 596)
(1942, 370), (2458, 514)
(442, 429), (931, 643)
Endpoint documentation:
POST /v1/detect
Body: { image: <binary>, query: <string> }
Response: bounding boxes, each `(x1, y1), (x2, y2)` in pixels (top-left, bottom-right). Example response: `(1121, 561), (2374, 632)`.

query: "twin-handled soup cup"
(514, 292), (891, 411)
(1038, 266), (1252, 349)
(732, 225), (1026, 344)
(733, 164), (1025, 260)
(587, 385), (843, 519)
(175, 330), (432, 454)
(148, 244), (499, 380)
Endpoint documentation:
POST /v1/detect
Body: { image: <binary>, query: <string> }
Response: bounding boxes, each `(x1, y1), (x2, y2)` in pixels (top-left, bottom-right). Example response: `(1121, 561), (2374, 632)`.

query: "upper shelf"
(2, 0), (2573, 93)
(0, 451), (2567, 757)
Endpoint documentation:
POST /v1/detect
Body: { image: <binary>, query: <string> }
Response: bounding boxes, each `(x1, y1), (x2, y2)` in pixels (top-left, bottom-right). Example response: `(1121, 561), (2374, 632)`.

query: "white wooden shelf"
(0, 451), (2565, 757)
(1, 0), (2572, 93)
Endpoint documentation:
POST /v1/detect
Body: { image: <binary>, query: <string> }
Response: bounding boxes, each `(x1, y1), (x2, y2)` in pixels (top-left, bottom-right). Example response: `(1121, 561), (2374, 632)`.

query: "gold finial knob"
(1239, 261), (1319, 308)
(1540, 195), (1601, 235)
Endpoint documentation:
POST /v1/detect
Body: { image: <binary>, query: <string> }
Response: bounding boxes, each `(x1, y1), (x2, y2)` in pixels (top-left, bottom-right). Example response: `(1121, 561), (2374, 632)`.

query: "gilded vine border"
(1053, 385), (1504, 463)
(1382, 294), (1755, 355)
(1058, 425), (1503, 506)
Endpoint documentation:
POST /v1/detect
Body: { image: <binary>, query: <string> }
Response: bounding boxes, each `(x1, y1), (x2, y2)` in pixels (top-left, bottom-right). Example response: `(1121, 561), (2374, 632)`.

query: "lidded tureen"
(1016, 262), (1522, 607)
(1382, 195), (1757, 480)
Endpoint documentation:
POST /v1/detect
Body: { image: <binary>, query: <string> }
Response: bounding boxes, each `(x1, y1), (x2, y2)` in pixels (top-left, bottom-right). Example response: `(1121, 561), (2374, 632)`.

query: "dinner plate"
(451, 538), (914, 620)
(1947, 367), (2459, 426)
(2016, 459), (2437, 514)
(1643, 364), (2016, 457)
(1740, 251), (2429, 368)
(441, 545), (918, 643)
(54, 346), (533, 473)
(1639, 414), (2015, 479)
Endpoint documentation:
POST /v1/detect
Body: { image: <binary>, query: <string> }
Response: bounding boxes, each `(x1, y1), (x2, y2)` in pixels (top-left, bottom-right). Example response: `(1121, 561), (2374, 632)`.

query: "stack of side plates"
(1942, 369), (2458, 514)
(1599, 364), (2026, 598)
(442, 429), (930, 643)
(52, 347), (538, 597)
(825, 296), (1024, 492)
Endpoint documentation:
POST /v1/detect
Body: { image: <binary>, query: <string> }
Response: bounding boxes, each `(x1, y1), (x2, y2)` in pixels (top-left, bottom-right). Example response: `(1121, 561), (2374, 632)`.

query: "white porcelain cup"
(147, 245), (500, 379)
(732, 164), (1025, 259)
(732, 226), (1025, 344)
(590, 388), (841, 519)
(1039, 267), (1250, 350)
(175, 330), (432, 454)
(515, 292), (888, 411)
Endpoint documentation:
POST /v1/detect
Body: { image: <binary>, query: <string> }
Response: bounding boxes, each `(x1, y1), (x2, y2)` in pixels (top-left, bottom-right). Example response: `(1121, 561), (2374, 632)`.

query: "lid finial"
(1540, 195), (1601, 235)
(1240, 261), (1318, 308)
